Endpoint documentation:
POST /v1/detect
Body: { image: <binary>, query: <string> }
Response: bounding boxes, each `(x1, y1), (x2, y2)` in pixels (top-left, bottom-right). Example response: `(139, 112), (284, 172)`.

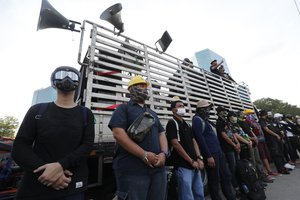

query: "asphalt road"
(85, 164), (300, 200)
(264, 164), (300, 200)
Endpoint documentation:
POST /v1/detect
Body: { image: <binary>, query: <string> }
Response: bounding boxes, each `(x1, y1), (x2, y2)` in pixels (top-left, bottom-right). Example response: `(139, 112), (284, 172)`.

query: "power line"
(294, 0), (300, 15)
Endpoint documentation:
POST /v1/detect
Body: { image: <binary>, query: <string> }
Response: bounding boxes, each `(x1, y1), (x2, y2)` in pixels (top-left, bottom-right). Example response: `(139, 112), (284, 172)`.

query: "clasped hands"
(34, 162), (72, 190)
(142, 151), (165, 168)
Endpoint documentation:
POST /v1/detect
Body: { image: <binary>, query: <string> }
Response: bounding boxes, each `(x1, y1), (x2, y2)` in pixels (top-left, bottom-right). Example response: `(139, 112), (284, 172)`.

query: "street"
(85, 163), (300, 200)
(264, 164), (300, 200)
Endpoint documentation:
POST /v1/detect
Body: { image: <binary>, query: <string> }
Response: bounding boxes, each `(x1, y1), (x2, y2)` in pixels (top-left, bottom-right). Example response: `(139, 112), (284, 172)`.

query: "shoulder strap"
(35, 103), (50, 120)
(80, 106), (88, 127)
(171, 118), (181, 142)
(195, 116), (206, 134)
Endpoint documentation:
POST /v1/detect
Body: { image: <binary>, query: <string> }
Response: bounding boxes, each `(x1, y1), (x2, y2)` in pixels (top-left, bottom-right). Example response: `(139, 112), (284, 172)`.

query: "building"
(32, 86), (56, 105)
(193, 48), (231, 75)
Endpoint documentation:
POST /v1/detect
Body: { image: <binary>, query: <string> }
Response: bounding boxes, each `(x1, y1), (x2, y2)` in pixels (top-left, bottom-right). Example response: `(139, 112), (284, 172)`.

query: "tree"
(0, 116), (19, 138)
(254, 98), (300, 117)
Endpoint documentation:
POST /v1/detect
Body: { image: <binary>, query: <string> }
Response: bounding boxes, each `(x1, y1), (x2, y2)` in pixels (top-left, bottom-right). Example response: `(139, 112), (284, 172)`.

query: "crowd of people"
(109, 75), (300, 200)
(11, 65), (300, 200)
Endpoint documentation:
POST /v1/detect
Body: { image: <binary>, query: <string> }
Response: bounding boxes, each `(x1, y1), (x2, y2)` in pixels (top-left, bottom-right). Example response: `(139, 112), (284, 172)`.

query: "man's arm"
(112, 127), (158, 167)
(155, 131), (168, 167)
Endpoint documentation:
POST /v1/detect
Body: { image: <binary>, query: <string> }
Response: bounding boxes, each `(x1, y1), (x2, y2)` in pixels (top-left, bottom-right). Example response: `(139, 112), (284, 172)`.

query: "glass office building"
(32, 86), (56, 105)
(193, 48), (231, 75)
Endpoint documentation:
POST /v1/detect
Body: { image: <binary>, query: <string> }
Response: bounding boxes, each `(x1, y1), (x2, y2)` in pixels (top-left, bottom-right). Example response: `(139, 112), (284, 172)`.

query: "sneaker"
(284, 163), (295, 170)
(268, 171), (280, 176)
(279, 169), (290, 175)
(267, 175), (275, 180)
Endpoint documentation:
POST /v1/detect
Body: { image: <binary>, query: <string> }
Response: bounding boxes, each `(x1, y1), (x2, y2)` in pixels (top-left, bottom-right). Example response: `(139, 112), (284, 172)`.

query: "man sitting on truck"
(108, 75), (168, 200)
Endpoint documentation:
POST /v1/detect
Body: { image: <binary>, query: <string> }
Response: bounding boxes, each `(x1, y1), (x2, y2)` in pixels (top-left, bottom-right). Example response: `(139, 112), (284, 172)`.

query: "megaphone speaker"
(37, 0), (80, 32)
(100, 3), (124, 34)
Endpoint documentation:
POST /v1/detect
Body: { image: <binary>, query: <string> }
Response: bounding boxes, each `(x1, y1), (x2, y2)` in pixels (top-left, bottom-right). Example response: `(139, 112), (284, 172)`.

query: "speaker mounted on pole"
(100, 3), (124, 35)
(37, 0), (80, 32)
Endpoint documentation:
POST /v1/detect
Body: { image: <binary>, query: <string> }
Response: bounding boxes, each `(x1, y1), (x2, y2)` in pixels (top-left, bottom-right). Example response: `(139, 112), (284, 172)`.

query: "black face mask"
(197, 107), (211, 120)
(55, 77), (78, 92)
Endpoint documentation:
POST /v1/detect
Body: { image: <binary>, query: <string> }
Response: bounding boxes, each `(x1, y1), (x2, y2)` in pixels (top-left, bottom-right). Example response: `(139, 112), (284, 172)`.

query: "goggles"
(54, 70), (79, 81)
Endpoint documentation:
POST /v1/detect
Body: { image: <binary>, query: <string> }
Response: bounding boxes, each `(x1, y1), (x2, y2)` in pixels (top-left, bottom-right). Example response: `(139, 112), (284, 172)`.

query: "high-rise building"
(32, 86), (56, 105)
(193, 48), (231, 75)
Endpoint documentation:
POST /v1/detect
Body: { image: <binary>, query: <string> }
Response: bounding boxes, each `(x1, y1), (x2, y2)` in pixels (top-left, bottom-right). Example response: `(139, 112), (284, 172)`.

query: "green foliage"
(254, 98), (300, 117)
(0, 116), (19, 138)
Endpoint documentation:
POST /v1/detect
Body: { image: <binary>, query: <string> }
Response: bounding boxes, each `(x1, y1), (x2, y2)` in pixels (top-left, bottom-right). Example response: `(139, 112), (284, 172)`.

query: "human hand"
(34, 162), (64, 186)
(51, 170), (72, 190)
(197, 159), (204, 170)
(154, 153), (166, 167)
(142, 152), (158, 168)
(207, 157), (215, 168)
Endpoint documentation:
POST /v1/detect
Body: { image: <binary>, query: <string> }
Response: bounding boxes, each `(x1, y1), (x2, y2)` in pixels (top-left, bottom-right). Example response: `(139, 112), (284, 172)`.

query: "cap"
(170, 100), (183, 109)
(210, 59), (217, 64)
(216, 106), (228, 113)
(259, 110), (268, 116)
(197, 99), (213, 108)
(227, 111), (237, 117)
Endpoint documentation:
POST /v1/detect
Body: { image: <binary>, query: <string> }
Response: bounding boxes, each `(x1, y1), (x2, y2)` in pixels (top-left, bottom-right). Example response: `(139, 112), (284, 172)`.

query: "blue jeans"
(176, 167), (204, 200)
(114, 170), (167, 200)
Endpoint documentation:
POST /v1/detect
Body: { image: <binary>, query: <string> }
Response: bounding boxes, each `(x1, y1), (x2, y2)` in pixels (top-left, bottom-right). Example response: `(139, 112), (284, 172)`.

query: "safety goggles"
(54, 70), (79, 81)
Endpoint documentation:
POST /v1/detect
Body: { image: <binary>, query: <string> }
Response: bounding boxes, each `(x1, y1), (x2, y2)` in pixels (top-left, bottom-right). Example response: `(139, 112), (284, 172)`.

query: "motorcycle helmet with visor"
(51, 66), (80, 92)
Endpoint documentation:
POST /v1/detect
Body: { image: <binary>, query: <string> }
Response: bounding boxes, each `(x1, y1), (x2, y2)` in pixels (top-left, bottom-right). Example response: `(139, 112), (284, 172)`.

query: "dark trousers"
(266, 136), (285, 172)
(219, 152), (236, 200)
(204, 152), (222, 200)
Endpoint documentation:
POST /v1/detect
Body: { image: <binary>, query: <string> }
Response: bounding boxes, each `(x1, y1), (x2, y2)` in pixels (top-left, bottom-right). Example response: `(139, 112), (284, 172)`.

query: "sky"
(1, 0), (300, 124)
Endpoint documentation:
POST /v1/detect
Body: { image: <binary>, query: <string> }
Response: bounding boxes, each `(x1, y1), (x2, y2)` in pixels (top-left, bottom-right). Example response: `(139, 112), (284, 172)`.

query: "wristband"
(161, 150), (169, 158)
(196, 155), (203, 160)
(142, 151), (149, 162)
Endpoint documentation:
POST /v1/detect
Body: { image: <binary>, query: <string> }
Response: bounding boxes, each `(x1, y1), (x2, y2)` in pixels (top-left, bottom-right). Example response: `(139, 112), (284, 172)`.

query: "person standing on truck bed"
(108, 75), (168, 200)
(12, 66), (95, 200)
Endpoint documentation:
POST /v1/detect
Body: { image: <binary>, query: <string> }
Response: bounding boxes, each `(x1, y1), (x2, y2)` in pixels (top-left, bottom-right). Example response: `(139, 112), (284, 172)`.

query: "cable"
(294, 0), (300, 15)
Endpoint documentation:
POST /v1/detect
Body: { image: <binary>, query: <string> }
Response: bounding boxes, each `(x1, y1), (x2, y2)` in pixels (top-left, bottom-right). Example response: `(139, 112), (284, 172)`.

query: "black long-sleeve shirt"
(12, 102), (95, 200)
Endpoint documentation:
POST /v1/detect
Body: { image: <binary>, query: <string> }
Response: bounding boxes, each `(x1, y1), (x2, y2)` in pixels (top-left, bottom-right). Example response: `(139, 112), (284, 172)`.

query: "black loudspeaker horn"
(100, 3), (124, 35)
(37, 0), (80, 32)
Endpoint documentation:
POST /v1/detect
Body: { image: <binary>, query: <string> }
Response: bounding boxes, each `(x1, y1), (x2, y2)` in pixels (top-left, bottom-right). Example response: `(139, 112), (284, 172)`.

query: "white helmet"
(273, 113), (283, 118)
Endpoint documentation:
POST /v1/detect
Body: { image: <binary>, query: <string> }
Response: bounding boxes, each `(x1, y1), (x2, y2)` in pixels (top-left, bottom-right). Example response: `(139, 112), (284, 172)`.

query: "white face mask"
(231, 117), (238, 123)
(176, 108), (186, 116)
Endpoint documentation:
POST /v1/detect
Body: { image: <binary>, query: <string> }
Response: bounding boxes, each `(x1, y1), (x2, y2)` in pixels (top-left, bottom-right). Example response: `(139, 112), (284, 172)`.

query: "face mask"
(129, 85), (149, 103)
(230, 117), (237, 123)
(218, 111), (228, 120)
(54, 77), (78, 92)
(176, 108), (186, 116)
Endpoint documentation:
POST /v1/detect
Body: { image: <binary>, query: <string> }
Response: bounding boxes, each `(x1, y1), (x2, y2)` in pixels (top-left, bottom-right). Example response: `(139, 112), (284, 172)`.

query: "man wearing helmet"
(108, 75), (168, 200)
(12, 66), (95, 200)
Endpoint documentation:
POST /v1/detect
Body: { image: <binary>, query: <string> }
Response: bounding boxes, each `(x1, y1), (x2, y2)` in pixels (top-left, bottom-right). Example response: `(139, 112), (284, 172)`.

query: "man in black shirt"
(259, 110), (289, 175)
(12, 66), (95, 200)
(166, 100), (204, 200)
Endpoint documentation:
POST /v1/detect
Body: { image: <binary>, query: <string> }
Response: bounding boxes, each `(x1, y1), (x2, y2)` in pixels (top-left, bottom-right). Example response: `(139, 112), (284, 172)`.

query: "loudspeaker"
(37, 0), (80, 32)
(155, 31), (172, 53)
(100, 3), (124, 34)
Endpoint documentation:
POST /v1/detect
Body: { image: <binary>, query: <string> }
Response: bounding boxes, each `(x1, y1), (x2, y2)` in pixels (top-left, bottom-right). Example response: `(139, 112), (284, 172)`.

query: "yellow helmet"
(128, 75), (149, 90)
(244, 109), (255, 115)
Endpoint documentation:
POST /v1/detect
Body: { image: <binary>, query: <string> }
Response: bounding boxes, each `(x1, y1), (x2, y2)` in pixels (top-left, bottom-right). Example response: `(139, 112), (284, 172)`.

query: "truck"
(76, 20), (254, 191)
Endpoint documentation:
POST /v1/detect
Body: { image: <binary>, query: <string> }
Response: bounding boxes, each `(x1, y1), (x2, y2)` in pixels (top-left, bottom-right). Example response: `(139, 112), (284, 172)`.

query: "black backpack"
(236, 159), (266, 200)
